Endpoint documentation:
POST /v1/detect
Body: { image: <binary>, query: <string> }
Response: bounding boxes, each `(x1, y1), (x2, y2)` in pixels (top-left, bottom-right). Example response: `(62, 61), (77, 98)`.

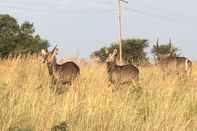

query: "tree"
(0, 14), (49, 57)
(91, 39), (149, 65)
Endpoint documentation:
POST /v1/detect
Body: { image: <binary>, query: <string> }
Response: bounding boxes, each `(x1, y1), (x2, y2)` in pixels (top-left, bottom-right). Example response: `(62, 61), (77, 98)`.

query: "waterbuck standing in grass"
(41, 45), (80, 85)
(154, 39), (192, 76)
(106, 49), (139, 85)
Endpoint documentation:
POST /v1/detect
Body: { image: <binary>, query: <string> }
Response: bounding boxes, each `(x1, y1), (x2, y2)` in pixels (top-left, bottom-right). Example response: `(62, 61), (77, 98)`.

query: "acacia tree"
(91, 39), (149, 65)
(0, 14), (49, 57)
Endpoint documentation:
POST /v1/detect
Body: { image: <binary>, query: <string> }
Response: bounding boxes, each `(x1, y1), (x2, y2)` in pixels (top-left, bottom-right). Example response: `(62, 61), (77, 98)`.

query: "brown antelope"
(41, 45), (80, 85)
(106, 49), (139, 85)
(154, 39), (192, 76)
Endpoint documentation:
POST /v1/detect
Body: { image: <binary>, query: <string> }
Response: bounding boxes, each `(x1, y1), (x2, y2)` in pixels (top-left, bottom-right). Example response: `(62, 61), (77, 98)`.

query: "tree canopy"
(0, 14), (49, 57)
(91, 39), (149, 65)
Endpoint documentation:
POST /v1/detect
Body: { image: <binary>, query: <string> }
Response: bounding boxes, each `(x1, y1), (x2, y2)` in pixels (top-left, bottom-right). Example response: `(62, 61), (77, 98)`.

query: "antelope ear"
(41, 49), (47, 56)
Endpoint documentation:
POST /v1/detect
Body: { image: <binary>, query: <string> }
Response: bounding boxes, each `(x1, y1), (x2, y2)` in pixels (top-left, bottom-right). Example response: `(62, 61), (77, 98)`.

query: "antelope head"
(106, 49), (118, 64)
(154, 38), (176, 62)
(41, 45), (59, 64)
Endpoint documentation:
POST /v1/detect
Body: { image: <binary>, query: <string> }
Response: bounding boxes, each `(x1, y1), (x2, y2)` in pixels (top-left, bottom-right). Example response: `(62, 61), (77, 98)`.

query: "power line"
(0, 3), (195, 25)
(0, 4), (114, 15)
(126, 7), (197, 26)
(125, 7), (178, 23)
(0, 4), (48, 14)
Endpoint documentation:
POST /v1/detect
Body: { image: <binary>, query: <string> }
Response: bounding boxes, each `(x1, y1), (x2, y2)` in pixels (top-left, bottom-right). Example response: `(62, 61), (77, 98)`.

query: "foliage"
(91, 39), (149, 65)
(0, 14), (49, 57)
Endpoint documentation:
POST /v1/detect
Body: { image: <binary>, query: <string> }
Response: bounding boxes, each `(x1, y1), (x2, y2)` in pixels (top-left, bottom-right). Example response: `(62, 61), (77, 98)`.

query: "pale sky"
(0, 0), (196, 60)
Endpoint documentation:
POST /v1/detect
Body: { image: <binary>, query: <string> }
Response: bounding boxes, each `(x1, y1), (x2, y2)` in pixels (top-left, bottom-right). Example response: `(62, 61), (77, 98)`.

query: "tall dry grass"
(0, 55), (197, 131)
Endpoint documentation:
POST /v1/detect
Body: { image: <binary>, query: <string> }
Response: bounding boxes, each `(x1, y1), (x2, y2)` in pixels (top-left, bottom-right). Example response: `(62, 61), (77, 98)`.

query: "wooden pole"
(117, 0), (123, 64)
(117, 0), (128, 65)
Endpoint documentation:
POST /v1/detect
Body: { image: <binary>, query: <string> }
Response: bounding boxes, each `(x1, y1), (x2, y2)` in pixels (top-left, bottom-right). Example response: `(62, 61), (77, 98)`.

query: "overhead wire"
(0, 2), (195, 25)
(0, 3), (114, 15)
(125, 7), (177, 22)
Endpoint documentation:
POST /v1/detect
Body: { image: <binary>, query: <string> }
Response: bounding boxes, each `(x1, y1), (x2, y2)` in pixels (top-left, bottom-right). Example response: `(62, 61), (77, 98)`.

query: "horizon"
(0, 0), (197, 60)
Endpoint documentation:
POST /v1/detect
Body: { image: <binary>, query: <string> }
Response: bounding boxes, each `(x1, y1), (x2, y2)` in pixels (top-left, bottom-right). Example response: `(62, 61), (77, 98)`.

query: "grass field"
(0, 55), (197, 131)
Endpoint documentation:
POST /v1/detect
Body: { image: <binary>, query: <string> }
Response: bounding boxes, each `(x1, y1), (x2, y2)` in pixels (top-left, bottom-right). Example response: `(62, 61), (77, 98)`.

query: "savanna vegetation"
(0, 14), (196, 131)
(0, 55), (196, 131)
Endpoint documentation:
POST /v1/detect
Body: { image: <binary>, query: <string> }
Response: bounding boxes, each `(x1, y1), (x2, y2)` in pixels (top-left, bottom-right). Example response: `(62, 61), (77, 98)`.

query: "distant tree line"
(91, 39), (150, 65)
(0, 14), (180, 63)
(0, 14), (49, 57)
(91, 39), (180, 65)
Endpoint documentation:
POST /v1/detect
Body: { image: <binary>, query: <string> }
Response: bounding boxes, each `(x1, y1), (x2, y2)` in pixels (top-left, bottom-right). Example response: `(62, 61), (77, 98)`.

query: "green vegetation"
(0, 14), (49, 57)
(91, 39), (149, 65)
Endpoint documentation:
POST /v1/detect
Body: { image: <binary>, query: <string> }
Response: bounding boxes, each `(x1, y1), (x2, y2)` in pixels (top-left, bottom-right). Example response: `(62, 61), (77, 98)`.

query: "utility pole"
(117, 0), (128, 65)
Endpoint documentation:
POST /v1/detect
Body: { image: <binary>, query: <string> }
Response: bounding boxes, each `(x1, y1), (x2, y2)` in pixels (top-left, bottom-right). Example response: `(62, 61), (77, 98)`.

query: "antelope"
(154, 39), (192, 76)
(106, 49), (139, 85)
(41, 45), (80, 85)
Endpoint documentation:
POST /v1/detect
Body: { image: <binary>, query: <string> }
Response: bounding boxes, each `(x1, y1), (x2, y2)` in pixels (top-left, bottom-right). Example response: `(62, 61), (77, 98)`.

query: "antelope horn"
(156, 38), (159, 49)
(51, 44), (58, 53)
(169, 38), (173, 52)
